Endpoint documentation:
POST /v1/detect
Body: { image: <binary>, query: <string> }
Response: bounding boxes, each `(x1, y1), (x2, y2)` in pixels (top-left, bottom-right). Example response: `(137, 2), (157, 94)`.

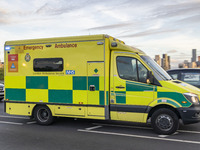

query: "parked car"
(167, 68), (200, 88)
(0, 83), (4, 101)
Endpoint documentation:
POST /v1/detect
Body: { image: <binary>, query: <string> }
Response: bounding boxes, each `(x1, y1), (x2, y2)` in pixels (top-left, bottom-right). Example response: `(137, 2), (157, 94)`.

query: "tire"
(34, 105), (54, 125)
(151, 108), (179, 135)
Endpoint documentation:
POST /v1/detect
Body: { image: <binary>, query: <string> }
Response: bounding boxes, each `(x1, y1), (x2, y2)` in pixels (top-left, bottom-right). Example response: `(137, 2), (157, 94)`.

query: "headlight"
(183, 93), (199, 105)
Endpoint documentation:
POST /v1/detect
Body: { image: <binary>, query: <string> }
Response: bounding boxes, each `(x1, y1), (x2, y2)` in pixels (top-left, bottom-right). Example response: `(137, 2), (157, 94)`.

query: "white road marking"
(0, 121), (23, 125)
(177, 130), (200, 134)
(85, 126), (102, 130)
(26, 121), (37, 125)
(173, 132), (179, 135)
(78, 129), (200, 145)
(0, 115), (30, 120)
(159, 132), (179, 138)
(158, 135), (169, 138)
(93, 123), (200, 134)
(93, 123), (151, 130)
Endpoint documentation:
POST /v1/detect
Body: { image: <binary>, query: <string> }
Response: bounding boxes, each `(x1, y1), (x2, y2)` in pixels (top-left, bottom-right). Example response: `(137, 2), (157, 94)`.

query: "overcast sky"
(1, 0), (200, 68)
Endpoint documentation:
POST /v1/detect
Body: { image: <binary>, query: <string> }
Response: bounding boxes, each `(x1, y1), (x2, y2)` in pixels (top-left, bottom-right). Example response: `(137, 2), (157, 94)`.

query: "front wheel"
(151, 108), (179, 135)
(34, 105), (54, 125)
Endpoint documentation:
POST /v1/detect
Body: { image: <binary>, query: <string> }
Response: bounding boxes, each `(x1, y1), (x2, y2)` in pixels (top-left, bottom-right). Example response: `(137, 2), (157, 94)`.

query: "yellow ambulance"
(4, 34), (200, 134)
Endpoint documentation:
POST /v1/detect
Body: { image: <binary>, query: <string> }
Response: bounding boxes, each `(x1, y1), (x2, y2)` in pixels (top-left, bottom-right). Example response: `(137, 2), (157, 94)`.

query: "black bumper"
(177, 105), (200, 124)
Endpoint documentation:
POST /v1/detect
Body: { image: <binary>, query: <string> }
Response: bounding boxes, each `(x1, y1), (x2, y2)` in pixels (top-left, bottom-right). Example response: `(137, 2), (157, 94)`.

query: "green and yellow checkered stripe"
(113, 81), (155, 104)
(113, 80), (191, 107)
(5, 76), (108, 105)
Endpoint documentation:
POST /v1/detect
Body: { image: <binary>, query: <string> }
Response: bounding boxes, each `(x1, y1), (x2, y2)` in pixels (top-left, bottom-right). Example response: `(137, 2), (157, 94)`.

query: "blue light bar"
(5, 46), (11, 50)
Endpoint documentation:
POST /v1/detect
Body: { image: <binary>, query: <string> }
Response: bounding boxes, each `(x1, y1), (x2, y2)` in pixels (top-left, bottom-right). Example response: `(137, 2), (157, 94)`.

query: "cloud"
(35, 0), (101, 15)
(176, 14), (200, 24)
(87, 22), (133, 30)
(119, 29), (178, 38)
(167, 50), (177, 53)
(0, 8), (9, 24)
(0, 4), (36, 25)
(152, 1), (200, 19)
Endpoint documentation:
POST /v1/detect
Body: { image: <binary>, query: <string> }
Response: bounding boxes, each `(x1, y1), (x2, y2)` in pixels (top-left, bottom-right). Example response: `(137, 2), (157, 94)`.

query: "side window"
(33, 58), (63, 72)
(116, 56), (148, 83)
(138, 61), (148, 83)
(116, 57), (138, 81)
(170, 73), (178, 80)
(181, 72), (200, 86)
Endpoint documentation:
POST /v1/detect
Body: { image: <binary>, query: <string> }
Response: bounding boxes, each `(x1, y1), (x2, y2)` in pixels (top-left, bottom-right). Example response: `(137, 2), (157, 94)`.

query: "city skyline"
(155, 49), (200, 69)
(178, 49), (200, 68)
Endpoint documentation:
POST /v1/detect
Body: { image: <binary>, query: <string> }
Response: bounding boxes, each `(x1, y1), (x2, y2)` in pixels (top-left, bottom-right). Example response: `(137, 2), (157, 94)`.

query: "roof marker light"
(111, 42), (117, 47)
(97, 42), (104, 45)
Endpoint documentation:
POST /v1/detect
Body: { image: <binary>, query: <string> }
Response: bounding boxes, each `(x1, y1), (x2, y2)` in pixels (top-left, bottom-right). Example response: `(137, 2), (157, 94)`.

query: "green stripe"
(88, 76), (99, 90)
(126, 81), (154, 91)
(115, 91), (126, 104)
(26, 76), (48, 89)
(99, 91), (104, 105)
(154, 86), (157, 92)
(106, 91), (109, 105)
(49, 90), (72, 103)
(167, 100), (180, 108)
(6, 89), (26, 101)
(157, 99), (180, 108)
(73, 76), (87, 90)
(157, 92), (191, 107)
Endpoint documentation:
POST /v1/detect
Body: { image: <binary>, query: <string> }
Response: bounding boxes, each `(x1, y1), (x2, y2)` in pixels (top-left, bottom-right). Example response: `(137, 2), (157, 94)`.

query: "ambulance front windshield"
(141, 56), (172, 81)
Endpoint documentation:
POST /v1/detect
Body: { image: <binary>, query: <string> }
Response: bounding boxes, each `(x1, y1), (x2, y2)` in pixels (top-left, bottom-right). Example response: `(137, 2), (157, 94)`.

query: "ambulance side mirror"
(147, 71), (154, 84)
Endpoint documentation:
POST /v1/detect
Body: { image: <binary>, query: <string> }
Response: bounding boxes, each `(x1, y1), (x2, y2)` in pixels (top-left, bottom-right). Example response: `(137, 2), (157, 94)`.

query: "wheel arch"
(147, 104), (181, 120)
(31, 104), (48, 118)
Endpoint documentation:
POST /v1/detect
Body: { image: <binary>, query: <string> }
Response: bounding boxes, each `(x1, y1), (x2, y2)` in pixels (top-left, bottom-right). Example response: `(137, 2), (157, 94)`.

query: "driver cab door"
(110, 52), (156, 123)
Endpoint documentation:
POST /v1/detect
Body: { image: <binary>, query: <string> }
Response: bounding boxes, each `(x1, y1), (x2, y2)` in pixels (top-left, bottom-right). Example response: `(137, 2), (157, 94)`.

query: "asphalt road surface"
(0, 101), (200, 150)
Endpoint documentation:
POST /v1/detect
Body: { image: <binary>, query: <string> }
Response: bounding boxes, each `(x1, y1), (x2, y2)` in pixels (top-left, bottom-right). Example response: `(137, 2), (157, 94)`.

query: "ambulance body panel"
(4, 34), (200, 134)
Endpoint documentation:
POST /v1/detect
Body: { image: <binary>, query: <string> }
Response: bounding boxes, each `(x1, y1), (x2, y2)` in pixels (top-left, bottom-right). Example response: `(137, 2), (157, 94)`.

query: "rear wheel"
(34, 105), (54, 125)
(151, 108), (179, 135)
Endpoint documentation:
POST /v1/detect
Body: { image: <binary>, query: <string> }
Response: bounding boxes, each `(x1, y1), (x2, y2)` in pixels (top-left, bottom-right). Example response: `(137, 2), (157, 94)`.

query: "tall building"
(155, 54), (171, 70)
(161, 54), (169, 70)
(191, 49), (197, 62)
(189, 62), (197, 68)
(154, 55), (161, 66)
(168, 56), (171, 69)
(197, 56), (200, 67)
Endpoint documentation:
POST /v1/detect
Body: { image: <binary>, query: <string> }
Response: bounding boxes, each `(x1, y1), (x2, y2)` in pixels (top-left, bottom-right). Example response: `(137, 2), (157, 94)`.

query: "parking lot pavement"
(0, 101), (200, 150)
